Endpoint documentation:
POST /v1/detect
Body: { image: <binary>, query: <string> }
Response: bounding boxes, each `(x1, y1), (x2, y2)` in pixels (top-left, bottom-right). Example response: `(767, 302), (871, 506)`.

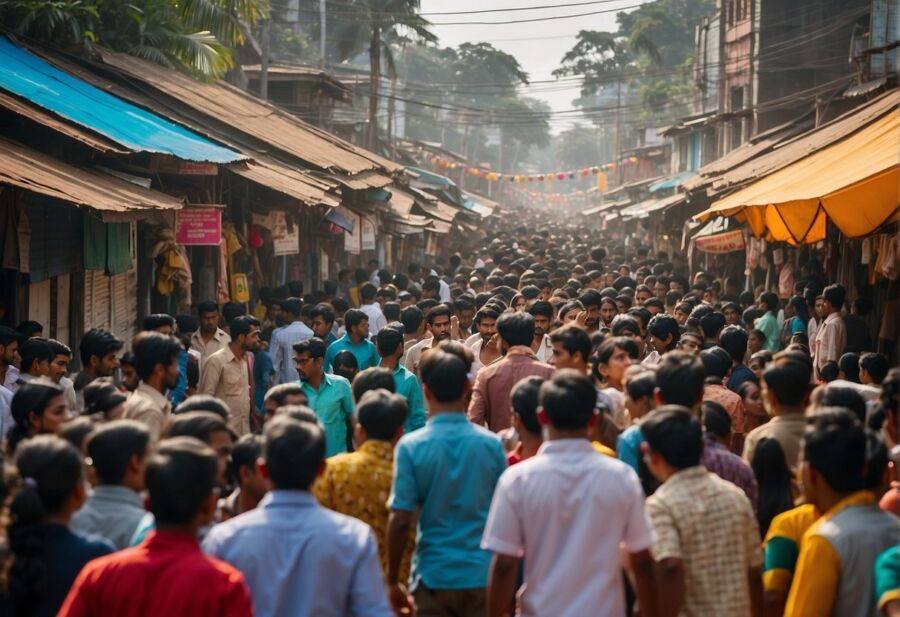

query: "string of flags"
(427, 154), (641, 183)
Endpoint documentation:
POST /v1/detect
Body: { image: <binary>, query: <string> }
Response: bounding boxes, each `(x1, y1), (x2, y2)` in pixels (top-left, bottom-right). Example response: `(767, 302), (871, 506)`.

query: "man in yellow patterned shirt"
(313, 389), (414, 581)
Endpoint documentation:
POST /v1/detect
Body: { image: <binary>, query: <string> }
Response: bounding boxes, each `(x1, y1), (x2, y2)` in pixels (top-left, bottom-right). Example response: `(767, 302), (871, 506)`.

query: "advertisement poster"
(361, 217), (376, 251)
(344, 211), (361, 254)
(695, 229), (745, 254)
(176, 208), (221, 246)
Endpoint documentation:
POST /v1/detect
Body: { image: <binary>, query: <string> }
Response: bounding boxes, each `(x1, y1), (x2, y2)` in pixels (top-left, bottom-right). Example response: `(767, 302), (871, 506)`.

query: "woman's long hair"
(8, 436), (83, 616)
(8, 382), (63, 455)
(751, 438), (794, 536)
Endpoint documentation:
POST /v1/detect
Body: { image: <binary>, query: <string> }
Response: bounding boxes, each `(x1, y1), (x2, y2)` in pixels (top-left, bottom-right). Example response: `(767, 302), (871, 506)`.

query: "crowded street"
(0, 0), (899, 616)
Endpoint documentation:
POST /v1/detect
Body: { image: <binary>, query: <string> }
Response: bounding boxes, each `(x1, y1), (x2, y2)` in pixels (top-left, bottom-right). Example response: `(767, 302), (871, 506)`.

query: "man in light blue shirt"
(375, 327), (426, 432)
(270, 298), (313, 384)
(755, 292), (781, 352)
(295, 337), (354, 457)
(204, 416), (392, 617)
(324, 309), (379, 372)
(387, 344), (507, 616)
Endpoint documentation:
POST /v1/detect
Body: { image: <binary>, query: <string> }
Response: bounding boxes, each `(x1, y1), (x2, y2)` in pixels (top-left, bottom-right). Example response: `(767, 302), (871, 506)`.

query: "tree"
(327, 0), (436, 149)
(553, 30), (631, 98)
(554, 124), (603, 170)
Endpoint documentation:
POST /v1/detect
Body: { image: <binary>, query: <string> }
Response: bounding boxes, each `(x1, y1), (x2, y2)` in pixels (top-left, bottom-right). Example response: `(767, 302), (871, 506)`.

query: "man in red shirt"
(58, 437), (253, 617)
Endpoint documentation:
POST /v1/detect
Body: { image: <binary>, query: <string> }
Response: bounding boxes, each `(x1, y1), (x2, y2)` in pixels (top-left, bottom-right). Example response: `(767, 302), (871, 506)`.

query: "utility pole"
(614, 80), (622, 186)
(319, 0), (326, 68)
(260, 19), (270, 101)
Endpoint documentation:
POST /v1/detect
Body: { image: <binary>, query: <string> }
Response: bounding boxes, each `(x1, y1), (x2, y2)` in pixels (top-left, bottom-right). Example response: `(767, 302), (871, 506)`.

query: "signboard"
(344, 211), (361, 254)
(176, 208), (221, 245)
(271, 212), (300, 256)
(361, 217), (376, 251)
(695, 229), (745, 254)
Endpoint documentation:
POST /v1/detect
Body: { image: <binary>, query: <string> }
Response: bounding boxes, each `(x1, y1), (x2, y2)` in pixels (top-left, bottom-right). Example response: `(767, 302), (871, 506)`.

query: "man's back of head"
(357, 389), (408, 442)
(656, 352), (705, 408)
(264, 416), (326, 491)
(146, 437), (219, 529)
(496, 312), (535, 348)
(539, 370), (596, 432)
(420, 346), (472, 406)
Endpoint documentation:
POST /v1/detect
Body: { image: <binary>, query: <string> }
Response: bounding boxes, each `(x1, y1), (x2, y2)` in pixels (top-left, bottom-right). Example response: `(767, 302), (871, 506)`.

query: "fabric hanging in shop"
(29, 198), (79, 282)
(1, 189), (30, 272)
(106, 222), (132, 275)
(83, 213), (107, 271)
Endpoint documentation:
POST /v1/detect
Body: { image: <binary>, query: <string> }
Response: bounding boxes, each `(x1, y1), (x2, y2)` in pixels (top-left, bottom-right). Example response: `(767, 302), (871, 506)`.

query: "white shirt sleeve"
(480, 472), (524, 558)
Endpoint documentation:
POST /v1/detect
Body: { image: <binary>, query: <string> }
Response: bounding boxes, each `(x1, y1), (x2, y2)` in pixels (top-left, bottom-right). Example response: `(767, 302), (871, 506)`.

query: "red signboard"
(176, 208), (222, 246)
(695, 229), (745, 254)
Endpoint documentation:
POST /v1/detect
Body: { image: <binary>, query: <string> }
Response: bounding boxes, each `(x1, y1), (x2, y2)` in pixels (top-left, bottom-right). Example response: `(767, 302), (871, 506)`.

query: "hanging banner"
(361, 217), (376, 251)
(269, 211), (299, 256)
(695, 229), (746, 254)
(344, 211), (361, 255)
(175, 208), (221, 246)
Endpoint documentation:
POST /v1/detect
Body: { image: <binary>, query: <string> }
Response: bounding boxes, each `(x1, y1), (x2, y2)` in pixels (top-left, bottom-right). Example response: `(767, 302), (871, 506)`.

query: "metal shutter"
(84, 269), (111, 332)
(110, 269), (136, 350)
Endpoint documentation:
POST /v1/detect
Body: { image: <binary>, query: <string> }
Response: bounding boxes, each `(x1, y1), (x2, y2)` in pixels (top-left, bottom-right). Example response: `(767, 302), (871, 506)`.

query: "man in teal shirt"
(375, 327), (426, 432)
(294, 337), (354, 457)
(387, 345), (507, 616)
(324, 309), (379, 372)
(755, 292), (781, 352)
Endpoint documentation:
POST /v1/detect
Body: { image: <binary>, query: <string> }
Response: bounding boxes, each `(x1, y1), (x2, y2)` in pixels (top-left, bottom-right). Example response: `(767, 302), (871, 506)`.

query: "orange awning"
(695, 110), (899, 244)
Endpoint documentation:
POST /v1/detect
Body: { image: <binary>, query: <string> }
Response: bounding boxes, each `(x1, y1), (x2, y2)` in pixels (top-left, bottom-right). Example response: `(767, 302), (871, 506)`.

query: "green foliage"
(0, 0), (269, 79)
(554, 124), (603, 170)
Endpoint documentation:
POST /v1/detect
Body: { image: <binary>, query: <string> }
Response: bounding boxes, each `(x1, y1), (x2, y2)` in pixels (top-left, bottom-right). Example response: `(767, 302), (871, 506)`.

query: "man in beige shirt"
(198, 316), (259, 436)
(124, 332), (181, 441)
(191, 300), (231, 365)
(812, 284), (847, 381)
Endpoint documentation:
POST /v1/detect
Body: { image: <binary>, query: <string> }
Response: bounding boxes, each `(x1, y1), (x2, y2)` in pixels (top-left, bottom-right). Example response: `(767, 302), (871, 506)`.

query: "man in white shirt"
(482, 370), (658, 617)
(0, 326), (20, 396)
(358, 284), (387, 336)
(813, 284), (847, 381)
(269, 299), (313, 384)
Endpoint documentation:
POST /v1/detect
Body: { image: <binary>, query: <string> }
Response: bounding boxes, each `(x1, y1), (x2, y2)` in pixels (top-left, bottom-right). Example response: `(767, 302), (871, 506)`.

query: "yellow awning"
(695, 110), (899, 244)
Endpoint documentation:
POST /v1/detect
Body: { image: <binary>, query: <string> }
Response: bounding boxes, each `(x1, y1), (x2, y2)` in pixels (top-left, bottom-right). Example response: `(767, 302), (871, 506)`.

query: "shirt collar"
(145, 530), (202, 550)
(260, 490), (318, 509)
(91, 485), (144, 506)
(136, 382), (170, 409)
(665, 465), (708, 485)
(822, 490), (875, 520)
(358, 439), (395, 462)
(824, 312), (842, 325)
(427, 412), (468, 425)
(505, 345), (537, 359)
(537, 438), (595, 455)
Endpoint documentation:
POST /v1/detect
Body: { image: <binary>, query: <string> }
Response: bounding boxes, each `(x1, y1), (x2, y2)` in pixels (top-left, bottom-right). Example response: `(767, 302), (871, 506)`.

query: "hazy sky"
(418, 0), (639, 132)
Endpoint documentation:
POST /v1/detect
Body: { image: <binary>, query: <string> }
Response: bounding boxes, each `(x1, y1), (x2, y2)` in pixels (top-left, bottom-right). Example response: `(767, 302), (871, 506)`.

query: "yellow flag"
(597, 172), (608, 192)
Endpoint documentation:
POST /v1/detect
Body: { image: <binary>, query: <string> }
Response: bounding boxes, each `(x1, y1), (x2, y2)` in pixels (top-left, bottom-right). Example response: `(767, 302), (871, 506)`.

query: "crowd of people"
(0, 221), (897, 617)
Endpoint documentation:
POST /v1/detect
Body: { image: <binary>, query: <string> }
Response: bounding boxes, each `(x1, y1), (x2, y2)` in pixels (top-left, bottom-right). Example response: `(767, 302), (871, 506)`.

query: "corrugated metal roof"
(581, 198), (631, 216)
(649, 171), (696, 193)
(226, 157), (340, 207)
(387, 188), (415, 218)
(413, 197), (459, 222)
(0, 136), (183, 212)
(620, 193), (687, 220)
(0, 90), (128, 155)
(0, 37), (242, 163)
(92, 48), (400, 176)
(330, 170), (394, 190)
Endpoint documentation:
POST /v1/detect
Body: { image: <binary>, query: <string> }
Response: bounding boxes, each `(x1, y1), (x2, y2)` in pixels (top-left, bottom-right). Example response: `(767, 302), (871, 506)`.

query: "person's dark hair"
(333, 350), (358, 371)
(15, 321), (43, 339)
(9, 435), (84, 614)
(578, 289), (603, 309)
(496, 311), (535, 347)
(804, 407), (865, 492)
(689, 303), (713, 321)
(700, 346), (733, 381)
(8, 381), (64, 453)
(425, 304), (452, 327)
(762, 357), (812, 407)
(146, 437), (218, 526)
(46, 339), (71, 359)
(142, 314), (176, 332)
(164, 412), (234, 443)
(19, 339), (52, 374)
(643, 298), (665, 313)
(400, 306), (424, 335)
(310, 304), (335, 326)
(87, 420), (151, 485)
(699, 312), (727, 341)
(557, 300), (583, 321)
(375, 327), (404, 357)
(475, 306), (501, 325)
(822, 284), (846, 310)
(230, 316), (257, 340)
(420, 348), (471, 403)
(230, 434), (264, 487)
(647, 314), (680, 351)
(351, 367), (395, 402)
(548, 324), (591, 363)
(275, 405), (320, 425)
(818, 387), (866, 423)
(511, 376), (544, 436)
(83, 378), (127, 418)
(610, 315), (641, 337)
(264, 416), (326, 490)
(860, 352), (889, 385)
(664, 290), (681, 308)
(526, 300), (554, 320)
(787, 296), (810, 326)
(132, 332), (182, 382)
(752, 438), (794, 536)
(593, 336), (640, 384)
(820, 361), (839, 382)
(422, 277), (441, 295)
(0, 326), (20, 348)
(641, 405), (702, 469)
(360, 283), (377, 302)
(196, 301), (219, 315)
(759, 292), (779, 313)
(344, 309), (368, 331)
(293, 337), (327, 360)
(264, 383), (306, 407)
(701, 400), (731, 439)
(222, 301), (246, 324)
(174, 395), (230, 420)
(383, 302), (401, 323)
(837, 353), (860, 383)
(626, 371), (657, 402)
(656, 351), (705, 407)
(59, 417), (95, 453)
(539, 370), (596, 430)
(356, 389), (408, 441)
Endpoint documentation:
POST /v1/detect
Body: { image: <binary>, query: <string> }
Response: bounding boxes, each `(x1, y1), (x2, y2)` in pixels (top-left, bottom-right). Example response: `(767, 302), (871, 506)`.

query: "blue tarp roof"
(408, 167), (455, 188)
(0, 37), (243, 164)
(649, 170), (696, 193)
